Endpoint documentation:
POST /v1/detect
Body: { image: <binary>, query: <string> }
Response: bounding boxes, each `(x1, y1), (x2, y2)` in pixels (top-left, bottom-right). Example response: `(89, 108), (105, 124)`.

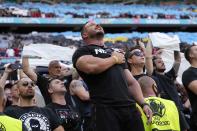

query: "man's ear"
(82, 32), (88, 39)
(127, 58), (133, 64)
(48, 88), (53, 94)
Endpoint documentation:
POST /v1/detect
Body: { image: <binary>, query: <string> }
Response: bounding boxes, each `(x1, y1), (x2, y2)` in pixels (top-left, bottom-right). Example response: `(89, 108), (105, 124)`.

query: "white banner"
(149, 32), (180, 51)
(22, 43), (76, 67)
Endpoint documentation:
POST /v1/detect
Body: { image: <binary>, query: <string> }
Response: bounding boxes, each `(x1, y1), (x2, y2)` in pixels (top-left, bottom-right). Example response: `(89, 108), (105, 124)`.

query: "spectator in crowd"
(0, 64), (27, 131)
(4, 83), (13, 107)
(126, 40), (153, 80)
(4, 77), (64, 131)
(182, 45), (197, 131)
(6, 48), (15, 57)
(152, 50), (189, 131)
(46, 78), (81, 131)
(69, 70), (93, 131)
(72, 21), (152, 131)
(137, 76), (180, 131)
(22, 58), (62, 104)
(10, 82), (19, 106)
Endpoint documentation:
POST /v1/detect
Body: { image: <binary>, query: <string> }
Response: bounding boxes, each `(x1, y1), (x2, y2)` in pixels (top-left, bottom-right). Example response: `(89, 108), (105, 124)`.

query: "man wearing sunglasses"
(138, 76), (180, 131)
(126, 40), (153, 80)
(0, 65), (28, 131)
(4, 77), (64, 131)
(72, 21), (152, 131)
(22, 58), (62, 105)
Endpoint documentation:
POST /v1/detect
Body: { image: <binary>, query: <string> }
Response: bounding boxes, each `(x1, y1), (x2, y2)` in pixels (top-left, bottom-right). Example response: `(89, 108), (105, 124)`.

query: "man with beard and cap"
(152, 50), (189, 131)
(72, 21), (153, 131)
(4, 77), (64, 131)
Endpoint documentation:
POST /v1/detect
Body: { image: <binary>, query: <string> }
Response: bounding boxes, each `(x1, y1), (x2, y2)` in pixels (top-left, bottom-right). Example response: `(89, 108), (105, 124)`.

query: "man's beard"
(156, 68), (165, 73)
(89, 31), (104, 39)
(21, 94), (34, 99)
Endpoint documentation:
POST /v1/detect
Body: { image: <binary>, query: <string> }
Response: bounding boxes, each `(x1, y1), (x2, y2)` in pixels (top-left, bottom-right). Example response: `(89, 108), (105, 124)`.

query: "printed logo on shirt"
(148, 99), (166, 117)
(0, 122), (6, 131)
(56, 109), (69, 120)
(147, 98), (170, 126)
(94, 49), (107, 55)
(19, 112), (50, 131)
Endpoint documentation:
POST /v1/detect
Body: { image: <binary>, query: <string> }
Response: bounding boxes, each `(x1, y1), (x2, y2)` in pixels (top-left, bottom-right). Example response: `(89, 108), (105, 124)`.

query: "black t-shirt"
(36, 74), (73, 105)
(47, 103), (80, 131)
(72, 45), (135, 106)
(182, 67), (197, 122)
(36, 74), (51, 105)
(4, 106), (60, 131)
(152, 68), (183, 110)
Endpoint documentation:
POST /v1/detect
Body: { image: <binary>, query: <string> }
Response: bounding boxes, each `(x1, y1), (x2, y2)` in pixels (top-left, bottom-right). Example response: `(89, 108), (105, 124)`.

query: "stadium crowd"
(0, 1), (196, 130)
(0, 21), (196, 131)
(0, 3), (197, 19)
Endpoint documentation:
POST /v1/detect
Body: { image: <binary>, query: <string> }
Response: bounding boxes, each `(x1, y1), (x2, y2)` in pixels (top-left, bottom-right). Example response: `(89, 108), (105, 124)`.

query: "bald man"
(138, 76), (180, 131)
(138, 76), (159, 98)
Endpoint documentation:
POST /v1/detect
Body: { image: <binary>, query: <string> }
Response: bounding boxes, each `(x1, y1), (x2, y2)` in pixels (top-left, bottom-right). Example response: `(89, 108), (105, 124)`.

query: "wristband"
(112, 56), (119, 64)
(140, 102), (149, 108)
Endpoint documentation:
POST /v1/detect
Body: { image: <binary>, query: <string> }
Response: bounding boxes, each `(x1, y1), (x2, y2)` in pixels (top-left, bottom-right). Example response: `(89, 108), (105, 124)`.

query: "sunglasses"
(21, 81), (35, 87)
(129, 51), (144, 58)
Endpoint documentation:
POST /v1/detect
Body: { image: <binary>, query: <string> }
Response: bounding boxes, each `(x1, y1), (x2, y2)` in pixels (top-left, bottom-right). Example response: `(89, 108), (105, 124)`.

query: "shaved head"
(138, 76), (157, 97)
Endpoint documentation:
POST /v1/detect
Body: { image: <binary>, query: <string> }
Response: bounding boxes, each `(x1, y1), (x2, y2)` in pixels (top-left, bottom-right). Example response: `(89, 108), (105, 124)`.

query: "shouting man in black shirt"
(72, 21), (152, 131)
(182, 45), (197, 130)
(4, 77), (64, 131)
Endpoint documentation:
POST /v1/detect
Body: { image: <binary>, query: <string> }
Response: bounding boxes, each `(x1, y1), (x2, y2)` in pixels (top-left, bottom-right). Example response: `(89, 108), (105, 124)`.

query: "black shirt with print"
(182, 67), (197, 124)
(36, 74), (73, 106)
(72, 45), (135, 106)
(47, 103), (80, 131)
(4, 106), (60, 131)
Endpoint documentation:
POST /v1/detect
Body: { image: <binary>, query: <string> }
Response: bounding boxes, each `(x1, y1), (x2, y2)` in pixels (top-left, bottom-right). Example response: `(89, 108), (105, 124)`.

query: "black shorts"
(94, 104), (145, 131)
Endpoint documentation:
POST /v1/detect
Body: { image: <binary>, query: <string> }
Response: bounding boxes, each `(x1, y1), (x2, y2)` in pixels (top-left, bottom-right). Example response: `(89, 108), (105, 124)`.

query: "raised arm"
(0, 65), (14, 105)
(124, 69), (152, 123)
(144, 41), (153, 76)
(76, 51), (125, 74)
(22, 56), (37, 82)
(138, 40), (153, 76)
(173, 51), (181, 76)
